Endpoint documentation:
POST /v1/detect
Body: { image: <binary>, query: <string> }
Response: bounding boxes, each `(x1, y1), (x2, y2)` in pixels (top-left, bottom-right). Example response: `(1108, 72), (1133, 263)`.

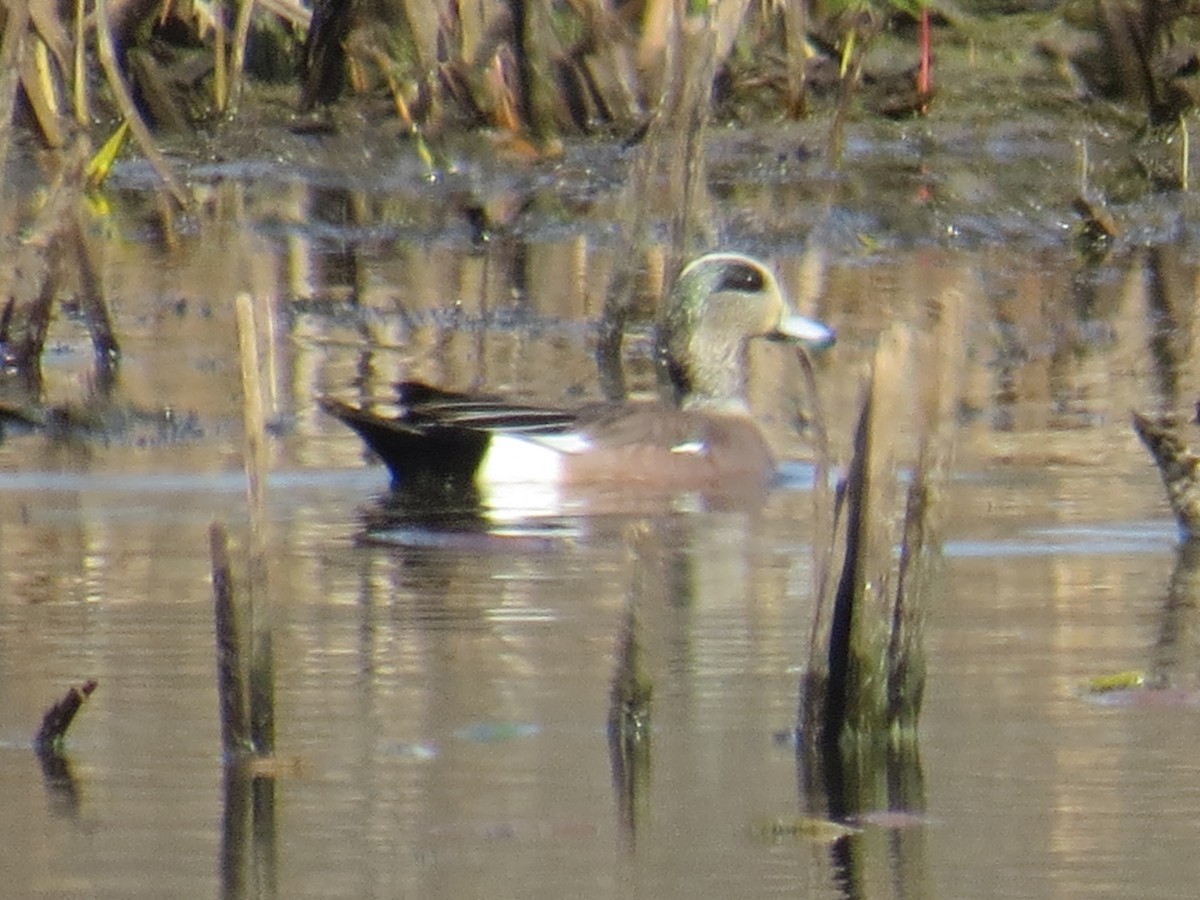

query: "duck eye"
(716, 262), (765, 293)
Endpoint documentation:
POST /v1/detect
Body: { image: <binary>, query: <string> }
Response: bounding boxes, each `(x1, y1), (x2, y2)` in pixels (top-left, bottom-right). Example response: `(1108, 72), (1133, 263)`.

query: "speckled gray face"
(655, 252), (837, 409)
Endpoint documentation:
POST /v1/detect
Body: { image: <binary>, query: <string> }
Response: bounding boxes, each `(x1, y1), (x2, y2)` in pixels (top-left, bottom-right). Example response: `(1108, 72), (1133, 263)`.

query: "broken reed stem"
(236, 293), (267, 531)
(254, 289), (280, 418)
(73, 0), (89, 125)
(95, 0), (189, 207)
(782, 0), (807, 117)
(213, 1), (228, 112)
(34, 680), (98, 754)
(236, 292), (276, 756)
(229, 0), (257, 113)
(210, 521), (251, 755)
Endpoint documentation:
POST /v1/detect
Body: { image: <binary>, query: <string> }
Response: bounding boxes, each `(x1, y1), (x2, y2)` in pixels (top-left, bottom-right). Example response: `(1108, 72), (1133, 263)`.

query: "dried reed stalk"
(213, 2), (227, 111)
(236, 292), (276, 756)
(73, 0), (88, 124)
(95, 0), (189, 207)
(228, 0), (258, 112)
(0, 0), (31, 183)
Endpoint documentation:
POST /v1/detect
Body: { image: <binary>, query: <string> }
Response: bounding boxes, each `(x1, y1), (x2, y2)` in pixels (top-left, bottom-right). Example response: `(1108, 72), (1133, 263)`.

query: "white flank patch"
(478, 434), (569, 484)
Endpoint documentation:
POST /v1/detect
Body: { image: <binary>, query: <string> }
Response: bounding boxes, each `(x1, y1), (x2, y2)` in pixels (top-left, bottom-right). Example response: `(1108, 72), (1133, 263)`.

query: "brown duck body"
(320, 385), (777, 491)
(320, 253), (835, 494)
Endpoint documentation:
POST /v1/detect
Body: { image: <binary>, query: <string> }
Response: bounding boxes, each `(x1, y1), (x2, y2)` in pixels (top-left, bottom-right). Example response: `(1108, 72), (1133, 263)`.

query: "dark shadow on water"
(221, 765), (279, 900)
(1080, 538), (1200, 709)
(607, 527), (657, 852)
(1149, 538), (1200, 692)
(221, 764), (250, 899)
(358, 482), (486, 539)
(1097, 416), (1200, 707)
(350, 474), (777, 553)
(36, 747), (82, 819)
(797, 737), (928, 900)
(354, 483), (581, 552)
(607, 597), (651, 853)
(1143, 244), (1194, 412)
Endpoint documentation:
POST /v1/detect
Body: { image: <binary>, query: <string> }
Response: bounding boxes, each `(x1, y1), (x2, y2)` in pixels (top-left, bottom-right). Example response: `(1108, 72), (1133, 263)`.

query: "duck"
(319, 252), (835, 494)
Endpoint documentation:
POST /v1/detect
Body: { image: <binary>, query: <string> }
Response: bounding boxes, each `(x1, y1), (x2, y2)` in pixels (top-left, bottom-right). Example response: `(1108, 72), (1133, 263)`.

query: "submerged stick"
(34, 680), (98, 754)
(211, 521), (251, 756)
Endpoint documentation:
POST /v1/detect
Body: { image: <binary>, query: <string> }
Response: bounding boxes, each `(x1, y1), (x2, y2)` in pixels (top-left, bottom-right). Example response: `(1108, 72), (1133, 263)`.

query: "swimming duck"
(320, 252), (834, 493)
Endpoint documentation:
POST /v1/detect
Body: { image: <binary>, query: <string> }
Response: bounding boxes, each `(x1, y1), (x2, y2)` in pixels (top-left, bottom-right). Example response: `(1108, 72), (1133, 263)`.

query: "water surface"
(4, 128), (1200, 898)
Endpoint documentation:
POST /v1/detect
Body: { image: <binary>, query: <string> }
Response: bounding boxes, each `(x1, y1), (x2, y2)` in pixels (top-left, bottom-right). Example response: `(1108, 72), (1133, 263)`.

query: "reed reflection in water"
(4, 173), (1200, 896)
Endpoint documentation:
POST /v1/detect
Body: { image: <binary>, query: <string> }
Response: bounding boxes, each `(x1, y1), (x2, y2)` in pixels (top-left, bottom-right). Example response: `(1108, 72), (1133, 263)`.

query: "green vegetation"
(5, 1), (1200, 157)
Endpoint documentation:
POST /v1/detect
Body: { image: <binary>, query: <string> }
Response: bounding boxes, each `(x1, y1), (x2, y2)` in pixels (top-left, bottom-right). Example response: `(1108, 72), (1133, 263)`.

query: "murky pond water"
(5, 125), (1200, 898)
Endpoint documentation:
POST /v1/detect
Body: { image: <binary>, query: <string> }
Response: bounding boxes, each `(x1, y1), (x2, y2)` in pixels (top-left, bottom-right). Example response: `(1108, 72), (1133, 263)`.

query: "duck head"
(656, 252), (835, 409)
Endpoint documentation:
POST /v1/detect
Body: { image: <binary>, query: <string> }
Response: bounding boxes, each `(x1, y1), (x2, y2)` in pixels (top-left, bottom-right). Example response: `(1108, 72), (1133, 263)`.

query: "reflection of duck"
(321, 252), (835, 494)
